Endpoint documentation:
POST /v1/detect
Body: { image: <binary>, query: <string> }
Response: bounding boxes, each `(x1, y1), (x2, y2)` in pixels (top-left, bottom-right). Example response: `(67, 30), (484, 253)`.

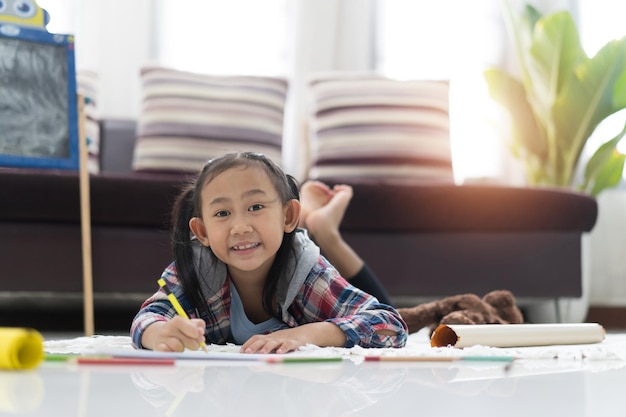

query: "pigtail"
(171, 184), (208, 318)
(286, 174), (300, 200)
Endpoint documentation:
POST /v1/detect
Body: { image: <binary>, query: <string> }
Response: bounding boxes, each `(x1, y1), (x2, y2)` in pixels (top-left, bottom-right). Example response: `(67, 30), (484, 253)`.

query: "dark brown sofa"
(338, 183), (597, 303)
(0, 119), (598, 331)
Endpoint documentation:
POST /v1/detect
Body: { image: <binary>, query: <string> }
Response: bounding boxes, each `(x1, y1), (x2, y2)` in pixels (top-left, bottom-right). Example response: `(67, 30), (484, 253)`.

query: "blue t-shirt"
(229, 283), (288, 345)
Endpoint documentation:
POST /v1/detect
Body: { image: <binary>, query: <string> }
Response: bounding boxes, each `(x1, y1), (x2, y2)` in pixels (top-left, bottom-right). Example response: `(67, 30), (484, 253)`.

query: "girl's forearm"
(300, 321), (347, 347)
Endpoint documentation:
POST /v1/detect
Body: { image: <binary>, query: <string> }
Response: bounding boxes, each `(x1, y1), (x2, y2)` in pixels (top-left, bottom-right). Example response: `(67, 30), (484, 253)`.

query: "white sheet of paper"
(93, 347), (345, 362)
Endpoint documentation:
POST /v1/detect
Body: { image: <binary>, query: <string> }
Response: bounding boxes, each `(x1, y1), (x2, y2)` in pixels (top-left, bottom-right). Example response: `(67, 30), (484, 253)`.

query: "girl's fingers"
(157, 337), (185, 352)
(190, 318), (207, 342)
(275, 342), (295, 354)
(241, 336), (297, 354)
(158, 317), (205, 351)
(171, 317), (204, 339)
(241, 335), (275, 354)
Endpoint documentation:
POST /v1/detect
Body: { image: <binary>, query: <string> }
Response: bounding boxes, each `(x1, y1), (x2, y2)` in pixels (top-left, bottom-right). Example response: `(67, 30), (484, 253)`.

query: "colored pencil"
(45, 354), (79, 362)
(265, 356), (343, 364)
(364, 355), (516, 363)
(75, 357), (176, 366)
(158, 278), (208, 352)
(45, 354), (176, 366)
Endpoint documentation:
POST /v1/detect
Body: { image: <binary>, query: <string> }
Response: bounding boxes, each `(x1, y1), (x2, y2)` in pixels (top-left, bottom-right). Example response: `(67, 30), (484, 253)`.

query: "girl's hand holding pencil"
(150, 316), (206, 352)
(139, 278), (208, 352)
(141, 316), (208, 353)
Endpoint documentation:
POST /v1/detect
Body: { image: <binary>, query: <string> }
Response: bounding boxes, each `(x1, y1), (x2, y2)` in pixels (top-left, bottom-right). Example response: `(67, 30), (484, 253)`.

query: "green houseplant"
(484, 3), (626, 196)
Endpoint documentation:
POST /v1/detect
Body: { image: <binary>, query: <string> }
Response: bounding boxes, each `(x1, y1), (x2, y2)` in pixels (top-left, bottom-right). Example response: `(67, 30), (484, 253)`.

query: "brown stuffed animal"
(396, 290), (524, 334)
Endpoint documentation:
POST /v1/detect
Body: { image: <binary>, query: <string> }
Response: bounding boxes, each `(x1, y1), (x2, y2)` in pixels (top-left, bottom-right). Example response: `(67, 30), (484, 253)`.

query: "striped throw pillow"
(132, 66), (288, 173)
(307, 74), (452, 184)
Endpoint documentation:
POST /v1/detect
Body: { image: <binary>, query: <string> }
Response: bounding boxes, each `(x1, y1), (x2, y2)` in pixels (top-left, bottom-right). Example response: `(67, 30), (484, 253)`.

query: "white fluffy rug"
(44, 328), (626, 365)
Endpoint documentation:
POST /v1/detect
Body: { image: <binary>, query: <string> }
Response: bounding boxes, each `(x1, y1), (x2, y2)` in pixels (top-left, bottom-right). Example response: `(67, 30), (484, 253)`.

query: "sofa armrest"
(99, 119), (138, 174)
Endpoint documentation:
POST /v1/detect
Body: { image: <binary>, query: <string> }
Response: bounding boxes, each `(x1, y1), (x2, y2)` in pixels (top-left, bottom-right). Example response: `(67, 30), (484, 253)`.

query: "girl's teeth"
(234, 243), (257, 250)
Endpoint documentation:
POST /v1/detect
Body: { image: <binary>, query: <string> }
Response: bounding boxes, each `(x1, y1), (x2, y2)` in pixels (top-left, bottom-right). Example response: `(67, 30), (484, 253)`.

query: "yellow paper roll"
(0, 328), (44, 370)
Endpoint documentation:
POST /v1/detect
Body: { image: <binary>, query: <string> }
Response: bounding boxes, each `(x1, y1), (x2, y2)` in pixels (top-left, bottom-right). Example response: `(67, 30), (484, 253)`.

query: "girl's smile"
(231, 242), (260, 252)
(230, 241), (262, 257)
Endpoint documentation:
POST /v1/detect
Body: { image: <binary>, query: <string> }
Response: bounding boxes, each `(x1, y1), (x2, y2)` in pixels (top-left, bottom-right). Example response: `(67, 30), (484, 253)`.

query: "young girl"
(131, 152), (407, 353)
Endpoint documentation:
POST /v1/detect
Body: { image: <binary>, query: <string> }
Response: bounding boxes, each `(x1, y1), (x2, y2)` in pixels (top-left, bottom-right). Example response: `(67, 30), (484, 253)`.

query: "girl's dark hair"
(170, 152), (300, 319)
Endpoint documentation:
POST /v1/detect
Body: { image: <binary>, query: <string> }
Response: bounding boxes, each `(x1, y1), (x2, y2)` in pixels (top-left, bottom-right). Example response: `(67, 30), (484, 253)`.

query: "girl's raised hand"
(142, 315), (206, 352)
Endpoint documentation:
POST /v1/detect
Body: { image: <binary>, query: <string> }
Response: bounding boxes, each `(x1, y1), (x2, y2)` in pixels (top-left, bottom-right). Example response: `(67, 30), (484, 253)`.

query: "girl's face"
(189, 165), (300, 282)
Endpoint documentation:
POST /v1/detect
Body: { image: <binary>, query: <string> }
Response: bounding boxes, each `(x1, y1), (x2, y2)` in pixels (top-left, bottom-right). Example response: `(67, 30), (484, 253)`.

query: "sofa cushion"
(307, 74), (452, 184)
(132, 66), (288, 173)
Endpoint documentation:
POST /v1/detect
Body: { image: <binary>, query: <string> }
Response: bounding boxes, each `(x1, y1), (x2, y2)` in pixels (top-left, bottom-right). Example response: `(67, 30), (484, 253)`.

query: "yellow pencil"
(158, 278), (208, 352)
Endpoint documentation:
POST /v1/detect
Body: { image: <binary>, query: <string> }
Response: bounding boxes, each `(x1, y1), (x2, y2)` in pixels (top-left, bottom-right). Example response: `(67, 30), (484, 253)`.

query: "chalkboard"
(0, 25), (78, 169)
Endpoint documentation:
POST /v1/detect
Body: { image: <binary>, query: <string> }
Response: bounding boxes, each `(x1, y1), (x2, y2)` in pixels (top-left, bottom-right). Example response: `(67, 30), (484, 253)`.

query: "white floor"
(4, 330), (626, 417)
(4, 355), (625, 417)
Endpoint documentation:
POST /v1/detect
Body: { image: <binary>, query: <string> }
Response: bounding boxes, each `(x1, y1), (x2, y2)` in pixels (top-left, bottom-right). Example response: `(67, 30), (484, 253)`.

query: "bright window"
(376, 0), (508, 184)
(376, 0), (502, 80)
(36, 0), (76, 33)
(155, 0), (289, 76)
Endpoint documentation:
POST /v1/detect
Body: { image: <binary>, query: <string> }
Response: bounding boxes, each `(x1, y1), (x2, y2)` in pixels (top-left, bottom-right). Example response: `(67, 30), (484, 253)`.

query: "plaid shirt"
(131, 256), (407, 349)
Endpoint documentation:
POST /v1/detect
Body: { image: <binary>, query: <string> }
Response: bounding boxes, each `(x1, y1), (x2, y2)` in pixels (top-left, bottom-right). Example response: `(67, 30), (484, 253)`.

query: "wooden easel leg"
(77, 94), (95, 336)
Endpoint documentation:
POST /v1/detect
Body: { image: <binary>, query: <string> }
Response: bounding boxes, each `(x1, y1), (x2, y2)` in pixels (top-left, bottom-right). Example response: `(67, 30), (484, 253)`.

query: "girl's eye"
(215, 210), (230, 217)
(249, 204), (264, 212)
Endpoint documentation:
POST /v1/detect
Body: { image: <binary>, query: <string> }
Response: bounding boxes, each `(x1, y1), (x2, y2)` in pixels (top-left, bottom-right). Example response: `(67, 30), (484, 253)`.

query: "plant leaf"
(501, 3), (541, 97)
(582, 122), (626, 195)
(587, 150), (626, 196)
(527, 11), (583, 113)
(489, 3), (626, 193)
(483, 68), (546, 160)
(523, 11), (586, 185)
(555, 38), (626, 185)
(613, 68), (626, 108)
